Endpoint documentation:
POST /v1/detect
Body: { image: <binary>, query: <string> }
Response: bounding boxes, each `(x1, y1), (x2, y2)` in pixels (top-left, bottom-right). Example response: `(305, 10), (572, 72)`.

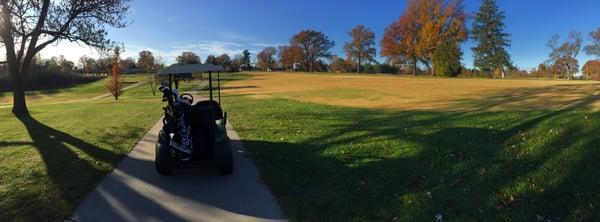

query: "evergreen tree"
(471, 0), (513, 77)
(240, 50), (252, 71)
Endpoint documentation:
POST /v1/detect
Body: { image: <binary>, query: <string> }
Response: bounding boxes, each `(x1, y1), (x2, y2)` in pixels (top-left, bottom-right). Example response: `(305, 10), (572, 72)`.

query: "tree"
(584, 28), (600, 58)
(0, 0), (130, 114)
(414, 0), (468, 76)
(531, 63), (552, 79)
(546, 31), (582, 80)
(257, 47), (277, 71)
(78, 55), (95, 73)
(381, 8), (420, 76)
(471, 0), (513, 77)
(344, 25), (376, 73)
(381, 0), (466, 76)
(176, 51), (201, 64)
(291, 29), (335, 72)
(240, 50), (252, 71)
(433, 40), (462, 77)
(137, 50), (157, 95)
(231, 54), (242, 72)
(57, 55), (75, 72)
(120, 57), (136, 70)
(205, 55), (217, 65)
(94, 57), (111, 74)
(137, 50), (155, 73)
(582, 60), (600, 80)
(217, 53), (231, 70)
(279, 45), (304, 71)
(329, 55), (353, 73)
(106, 47), (124, 100)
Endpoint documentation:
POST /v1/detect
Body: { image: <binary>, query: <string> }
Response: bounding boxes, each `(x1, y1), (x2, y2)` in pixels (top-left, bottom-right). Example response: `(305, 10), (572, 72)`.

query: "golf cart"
(155, 64), (233, 175)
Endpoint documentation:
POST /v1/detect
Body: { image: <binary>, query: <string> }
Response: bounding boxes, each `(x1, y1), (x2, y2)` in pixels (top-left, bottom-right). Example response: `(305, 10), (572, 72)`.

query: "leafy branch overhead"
(0, 0), (130, 114)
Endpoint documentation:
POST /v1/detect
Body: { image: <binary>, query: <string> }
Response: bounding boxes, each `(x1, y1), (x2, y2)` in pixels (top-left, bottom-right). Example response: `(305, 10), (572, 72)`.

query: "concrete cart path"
(66, 103), (286, 221)
(90, 80), (149, 100)
(0, 80), (148, 109)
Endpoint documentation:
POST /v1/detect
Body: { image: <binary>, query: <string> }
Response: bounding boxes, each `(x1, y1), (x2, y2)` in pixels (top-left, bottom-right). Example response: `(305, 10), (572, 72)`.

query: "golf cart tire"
(156, 161), (172, 175)
(217, 139), (234, 175)
(155, 131), (172, 175)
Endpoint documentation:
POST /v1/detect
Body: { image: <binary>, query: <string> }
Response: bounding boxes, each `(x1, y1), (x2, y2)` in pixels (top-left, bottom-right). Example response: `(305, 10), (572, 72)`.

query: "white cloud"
(2, 36), (277, 66)
(39, 41), (101, 62)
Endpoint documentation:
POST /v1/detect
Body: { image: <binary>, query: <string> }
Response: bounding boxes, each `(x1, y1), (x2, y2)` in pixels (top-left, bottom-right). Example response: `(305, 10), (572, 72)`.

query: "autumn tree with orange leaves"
(582, 60), (600, 80)
(106, 47), (124, 100)
(381, 0), (467, 76)
(257, 47), (278, 71)
(381, 6), (420, 75)
(278, 45), (304, 71)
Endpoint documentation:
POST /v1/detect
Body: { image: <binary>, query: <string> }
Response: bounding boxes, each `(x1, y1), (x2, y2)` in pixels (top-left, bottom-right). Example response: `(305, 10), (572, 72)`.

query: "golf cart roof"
(158, 64), (224, 75)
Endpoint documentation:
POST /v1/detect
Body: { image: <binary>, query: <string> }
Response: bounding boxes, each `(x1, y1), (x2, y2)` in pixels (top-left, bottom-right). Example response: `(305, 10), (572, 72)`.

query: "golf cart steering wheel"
(180, 93), (194, 103)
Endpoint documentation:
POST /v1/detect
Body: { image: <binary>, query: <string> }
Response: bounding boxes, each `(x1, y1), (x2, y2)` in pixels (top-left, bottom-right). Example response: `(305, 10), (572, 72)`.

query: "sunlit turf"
(0, 80), (165, 221)
(0, 74), (147, 106)
(222, 94), (600, 221)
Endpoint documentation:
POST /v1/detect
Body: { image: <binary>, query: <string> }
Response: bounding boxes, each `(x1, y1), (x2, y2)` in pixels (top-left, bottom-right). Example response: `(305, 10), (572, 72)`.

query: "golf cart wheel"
(156, 161), (172, 175)
(217, 139), (234, 175)
(155, 132), (172, 175)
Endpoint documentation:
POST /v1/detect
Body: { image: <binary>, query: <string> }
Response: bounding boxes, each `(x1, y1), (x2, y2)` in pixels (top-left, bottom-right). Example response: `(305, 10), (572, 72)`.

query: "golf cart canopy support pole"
(157, 64), (225, 101)
(217, 71), (221, 104)
(209, 71), (213, 101)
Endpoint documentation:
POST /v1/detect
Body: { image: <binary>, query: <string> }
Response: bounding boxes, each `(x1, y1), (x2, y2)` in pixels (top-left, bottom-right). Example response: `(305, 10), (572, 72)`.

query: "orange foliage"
(582, 60), (600, 80)
(106, 47), (124, 99)
(278, 45), (304, 71)
(381, 0), (467, 76)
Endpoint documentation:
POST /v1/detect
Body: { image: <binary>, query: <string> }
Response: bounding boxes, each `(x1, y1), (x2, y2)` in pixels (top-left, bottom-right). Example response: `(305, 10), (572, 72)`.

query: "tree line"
(0, 55), (102, 92)
(250, 0), (600, 79)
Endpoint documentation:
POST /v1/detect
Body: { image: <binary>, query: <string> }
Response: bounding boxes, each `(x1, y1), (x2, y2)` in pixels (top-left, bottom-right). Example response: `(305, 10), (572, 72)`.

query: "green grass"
(0, 74), (147, 106)
(222, 95), (600, 221)
(0, 80), (166, 221)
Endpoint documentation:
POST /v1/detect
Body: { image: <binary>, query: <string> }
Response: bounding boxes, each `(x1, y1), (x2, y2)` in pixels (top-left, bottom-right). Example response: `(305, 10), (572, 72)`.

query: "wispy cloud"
(29, 29), (279, 65)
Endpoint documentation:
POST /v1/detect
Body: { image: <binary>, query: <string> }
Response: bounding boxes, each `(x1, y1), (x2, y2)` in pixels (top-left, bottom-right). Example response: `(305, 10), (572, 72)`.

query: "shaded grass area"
(0, 74), (147, 105)
(0, 83), (163, 221)
(222, 95), (600, 221)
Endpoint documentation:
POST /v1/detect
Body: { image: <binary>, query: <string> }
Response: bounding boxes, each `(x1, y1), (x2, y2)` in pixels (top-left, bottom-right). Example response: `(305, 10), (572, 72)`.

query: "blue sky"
(40, 0), (600, 70)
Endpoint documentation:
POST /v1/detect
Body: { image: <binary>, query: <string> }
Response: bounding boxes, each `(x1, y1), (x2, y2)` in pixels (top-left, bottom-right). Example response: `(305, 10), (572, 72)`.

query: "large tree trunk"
(11, 72), (28, 115)
(357, 57), (361, 74)
(412, 59), (417, 76)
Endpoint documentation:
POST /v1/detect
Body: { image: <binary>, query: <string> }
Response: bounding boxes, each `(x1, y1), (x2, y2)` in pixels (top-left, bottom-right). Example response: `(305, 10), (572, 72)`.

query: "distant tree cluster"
(0, 55), (101, 92)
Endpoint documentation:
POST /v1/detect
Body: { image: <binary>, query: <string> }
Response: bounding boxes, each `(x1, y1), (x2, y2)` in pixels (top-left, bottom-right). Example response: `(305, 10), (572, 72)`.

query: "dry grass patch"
(223, 72), (600, 111)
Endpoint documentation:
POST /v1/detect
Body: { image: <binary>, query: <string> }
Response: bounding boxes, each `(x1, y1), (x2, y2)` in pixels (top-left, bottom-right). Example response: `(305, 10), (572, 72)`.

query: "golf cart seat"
(194, 100), (223, 120)
(184, 104), (217, 159)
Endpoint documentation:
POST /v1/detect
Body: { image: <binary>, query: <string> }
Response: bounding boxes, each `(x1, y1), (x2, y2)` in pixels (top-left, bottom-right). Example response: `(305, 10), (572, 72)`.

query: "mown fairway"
(221, 72), (600, 221)
(224, 72), (600, 111)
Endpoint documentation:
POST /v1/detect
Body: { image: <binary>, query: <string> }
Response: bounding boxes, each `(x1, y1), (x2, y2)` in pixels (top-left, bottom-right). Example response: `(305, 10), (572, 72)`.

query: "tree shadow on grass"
(455, 83), (600, 111)
(235, 91), (600, 221)
(1, 114), (141, 221)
